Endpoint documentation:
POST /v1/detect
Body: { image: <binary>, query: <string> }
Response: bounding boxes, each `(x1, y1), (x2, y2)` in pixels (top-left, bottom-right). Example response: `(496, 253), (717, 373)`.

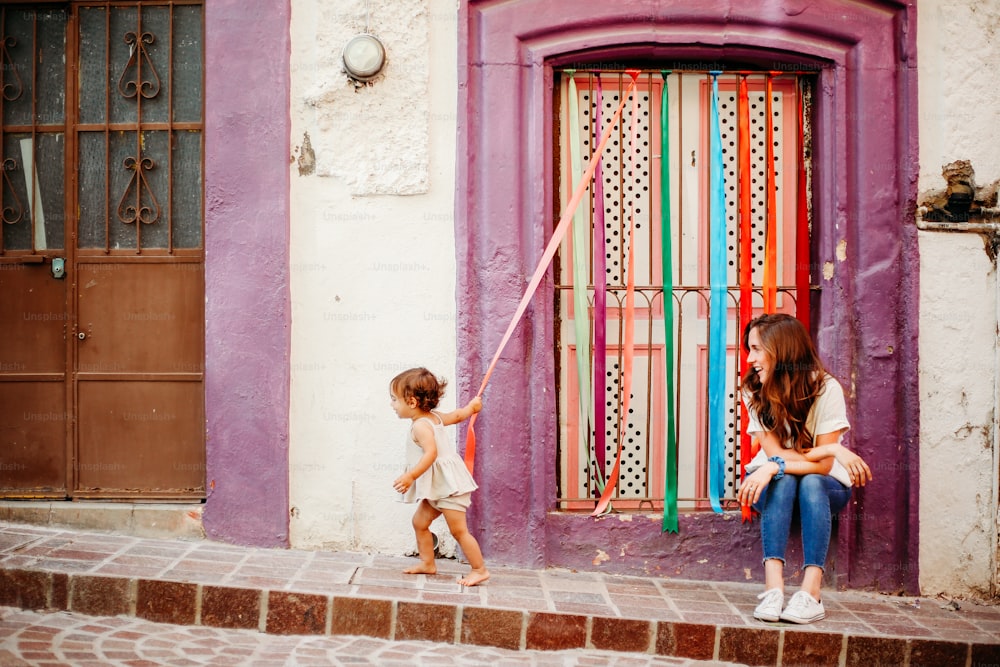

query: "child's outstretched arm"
(437, 396), (482, 426)
(393, 420), (438, 494)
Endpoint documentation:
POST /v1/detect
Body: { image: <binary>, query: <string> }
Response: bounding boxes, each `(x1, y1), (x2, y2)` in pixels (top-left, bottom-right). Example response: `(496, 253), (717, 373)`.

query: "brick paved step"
(1, 522), (998, 667)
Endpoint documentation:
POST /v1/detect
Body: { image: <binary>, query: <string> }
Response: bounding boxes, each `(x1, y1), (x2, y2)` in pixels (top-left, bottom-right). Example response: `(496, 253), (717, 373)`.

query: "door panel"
(77, 263), (203, 374)
(0, 262), (67, 496)
(76, 380), (204, 496)
(0, 382), (65, 495)
(0, 264), (66, 373)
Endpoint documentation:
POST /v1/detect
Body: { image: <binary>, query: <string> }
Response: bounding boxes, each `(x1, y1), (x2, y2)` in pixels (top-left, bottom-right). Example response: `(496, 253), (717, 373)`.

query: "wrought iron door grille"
(76, 1), (203, 255)
(0, 6), (67, 255)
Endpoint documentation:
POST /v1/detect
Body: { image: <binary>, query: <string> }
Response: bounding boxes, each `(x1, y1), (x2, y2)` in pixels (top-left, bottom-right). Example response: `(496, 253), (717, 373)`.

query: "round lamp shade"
(342, 34), (386, 82)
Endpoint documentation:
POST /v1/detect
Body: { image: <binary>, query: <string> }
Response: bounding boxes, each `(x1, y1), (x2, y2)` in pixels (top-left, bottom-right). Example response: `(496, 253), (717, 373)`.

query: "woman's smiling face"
(746, 326), (773, 384)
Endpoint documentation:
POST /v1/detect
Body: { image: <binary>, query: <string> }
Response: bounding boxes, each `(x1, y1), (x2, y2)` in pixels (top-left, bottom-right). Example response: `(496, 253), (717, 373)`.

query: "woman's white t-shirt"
(745, 374), (849, 441)
(744, 373), (852, 485)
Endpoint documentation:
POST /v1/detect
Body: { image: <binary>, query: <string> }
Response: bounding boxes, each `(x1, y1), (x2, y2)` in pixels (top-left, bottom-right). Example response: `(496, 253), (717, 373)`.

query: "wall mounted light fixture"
(342, 33), (386, 83)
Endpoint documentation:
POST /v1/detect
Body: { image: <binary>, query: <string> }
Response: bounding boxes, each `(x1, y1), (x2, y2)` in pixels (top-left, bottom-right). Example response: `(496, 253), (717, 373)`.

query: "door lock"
(77, 332), (86, 340)
(51, 257), (65, 279)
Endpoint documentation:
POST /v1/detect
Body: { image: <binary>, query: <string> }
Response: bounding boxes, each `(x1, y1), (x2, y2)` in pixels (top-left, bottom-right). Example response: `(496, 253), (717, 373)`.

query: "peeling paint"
(593, 549), (610, 566)
(836, 238), (848, 261)
(616, 513), (634, 522)
(297, 132), (316, 176)
(823, 261), (835, 280)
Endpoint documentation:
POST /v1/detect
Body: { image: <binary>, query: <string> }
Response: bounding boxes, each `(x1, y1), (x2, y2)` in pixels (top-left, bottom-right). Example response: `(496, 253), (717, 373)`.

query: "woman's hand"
(833, 445), (872, 487)
(738, 464), (778, 506)
(807, 441), (872, 487)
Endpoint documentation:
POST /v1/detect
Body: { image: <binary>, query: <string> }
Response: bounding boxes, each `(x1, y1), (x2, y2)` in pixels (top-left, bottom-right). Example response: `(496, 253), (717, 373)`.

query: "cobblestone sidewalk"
(0, 606), (745, 667)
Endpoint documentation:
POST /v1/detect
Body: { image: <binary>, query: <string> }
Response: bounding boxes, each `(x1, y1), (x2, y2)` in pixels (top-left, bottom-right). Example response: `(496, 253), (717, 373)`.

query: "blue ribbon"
(707, 73), (726, 513)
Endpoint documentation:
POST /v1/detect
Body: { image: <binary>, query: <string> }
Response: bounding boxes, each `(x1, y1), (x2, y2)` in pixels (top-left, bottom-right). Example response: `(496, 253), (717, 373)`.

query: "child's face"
(390, 391), (416, 419)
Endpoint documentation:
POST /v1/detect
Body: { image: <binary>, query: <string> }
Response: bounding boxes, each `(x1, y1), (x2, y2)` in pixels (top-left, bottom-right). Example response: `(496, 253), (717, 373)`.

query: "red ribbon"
(737, 76), (755, 523)
(795, 78), (810, 327)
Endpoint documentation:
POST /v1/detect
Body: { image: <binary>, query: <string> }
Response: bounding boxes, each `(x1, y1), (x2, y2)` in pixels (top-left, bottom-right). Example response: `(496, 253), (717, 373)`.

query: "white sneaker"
(753, 588), (784, 622)
(780, 590), (826, 624)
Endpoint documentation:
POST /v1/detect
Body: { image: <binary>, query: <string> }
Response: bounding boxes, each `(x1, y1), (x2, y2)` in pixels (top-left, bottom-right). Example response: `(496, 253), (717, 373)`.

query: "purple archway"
(456, 0), (918, 592)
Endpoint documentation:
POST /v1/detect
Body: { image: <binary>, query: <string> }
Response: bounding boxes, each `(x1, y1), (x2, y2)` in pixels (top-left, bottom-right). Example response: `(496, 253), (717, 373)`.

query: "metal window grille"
(75, 0), (204, 255)
(0, 5), (68, 255)
(0, 2), (203, 257)
(555, 69), (813, 511)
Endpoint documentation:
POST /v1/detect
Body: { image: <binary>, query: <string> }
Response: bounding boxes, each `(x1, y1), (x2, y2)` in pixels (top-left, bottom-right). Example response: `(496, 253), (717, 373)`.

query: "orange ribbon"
(763, 74), (777, 313)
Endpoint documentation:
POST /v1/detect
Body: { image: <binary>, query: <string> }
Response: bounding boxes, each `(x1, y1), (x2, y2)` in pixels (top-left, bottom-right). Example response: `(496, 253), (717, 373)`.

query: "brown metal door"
(0, 2), (205, 500)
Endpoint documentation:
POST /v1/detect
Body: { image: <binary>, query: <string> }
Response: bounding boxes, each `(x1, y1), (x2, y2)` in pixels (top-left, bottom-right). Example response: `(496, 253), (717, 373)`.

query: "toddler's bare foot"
(403, 563), (437, 575)
(458, 567), (490, 587)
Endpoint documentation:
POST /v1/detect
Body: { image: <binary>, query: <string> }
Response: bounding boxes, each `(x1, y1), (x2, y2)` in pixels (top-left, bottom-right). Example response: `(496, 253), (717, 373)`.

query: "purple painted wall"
(456, 0), (919, 592)
(203, 0), (291, 547)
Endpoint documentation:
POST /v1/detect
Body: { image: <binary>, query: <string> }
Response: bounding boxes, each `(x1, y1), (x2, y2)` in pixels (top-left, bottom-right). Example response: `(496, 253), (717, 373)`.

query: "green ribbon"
(660, 71), (678, 533)
(567, 72), (595, 491)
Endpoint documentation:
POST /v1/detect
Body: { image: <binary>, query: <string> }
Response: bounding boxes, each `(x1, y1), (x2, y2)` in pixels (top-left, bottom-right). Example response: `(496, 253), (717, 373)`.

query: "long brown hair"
(741, 314), (828, 452)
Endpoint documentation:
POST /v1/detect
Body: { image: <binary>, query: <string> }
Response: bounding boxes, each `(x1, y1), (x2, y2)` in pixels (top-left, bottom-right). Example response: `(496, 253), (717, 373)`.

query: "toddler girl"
(390, 367), (489, 586)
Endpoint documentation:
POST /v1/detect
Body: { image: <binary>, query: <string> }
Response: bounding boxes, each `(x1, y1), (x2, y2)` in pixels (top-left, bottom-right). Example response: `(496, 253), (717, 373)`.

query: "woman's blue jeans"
(753, 473), (852, 569)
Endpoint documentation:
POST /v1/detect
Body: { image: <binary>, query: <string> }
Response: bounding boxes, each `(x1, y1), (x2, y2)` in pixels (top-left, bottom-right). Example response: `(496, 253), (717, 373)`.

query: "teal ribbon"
(660, 71), (678, 533)
(707, 73), (726, 513)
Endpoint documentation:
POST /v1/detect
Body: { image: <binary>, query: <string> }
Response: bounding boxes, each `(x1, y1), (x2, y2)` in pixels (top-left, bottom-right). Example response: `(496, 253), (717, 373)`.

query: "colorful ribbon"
(591, 70), (641, 517)
(707, 73), (726, 513)
(464, 72), (640, 476)
(567, 73), (595, 487)
(592, 76), (608, 489)
(737, 76), (755, 522)
(659, 71), (678, 533)
(763, 74), (777, 313)
(795, 77), (810, 327)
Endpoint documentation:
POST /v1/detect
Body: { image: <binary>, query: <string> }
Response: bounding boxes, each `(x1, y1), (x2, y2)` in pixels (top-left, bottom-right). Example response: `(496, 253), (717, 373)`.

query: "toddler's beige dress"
(401, 411), (479, 511)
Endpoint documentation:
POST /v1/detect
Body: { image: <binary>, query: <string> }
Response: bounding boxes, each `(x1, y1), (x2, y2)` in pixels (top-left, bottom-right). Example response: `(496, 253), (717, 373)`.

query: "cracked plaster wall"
(287, 0), (462, 556)
(917, 0), (1000, 598)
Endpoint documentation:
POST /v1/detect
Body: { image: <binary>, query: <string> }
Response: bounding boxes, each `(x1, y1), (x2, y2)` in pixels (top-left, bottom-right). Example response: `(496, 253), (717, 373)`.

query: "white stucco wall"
(288, 0), (462, 556)
(917, 0), (1000, 598)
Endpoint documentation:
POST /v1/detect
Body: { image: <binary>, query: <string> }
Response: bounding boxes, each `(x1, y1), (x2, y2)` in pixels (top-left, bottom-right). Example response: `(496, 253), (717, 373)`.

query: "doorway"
(0, 2), (204, 500)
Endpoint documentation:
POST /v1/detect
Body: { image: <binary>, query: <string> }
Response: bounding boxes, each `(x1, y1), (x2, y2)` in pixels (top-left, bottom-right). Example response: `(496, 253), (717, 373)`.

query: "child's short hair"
(391, 367), (447, 412)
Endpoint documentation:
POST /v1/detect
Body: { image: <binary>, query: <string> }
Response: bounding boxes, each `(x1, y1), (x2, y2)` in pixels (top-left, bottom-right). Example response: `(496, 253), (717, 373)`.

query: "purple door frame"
(203, 0), (292, 548)
(456, 0), (919, 592)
